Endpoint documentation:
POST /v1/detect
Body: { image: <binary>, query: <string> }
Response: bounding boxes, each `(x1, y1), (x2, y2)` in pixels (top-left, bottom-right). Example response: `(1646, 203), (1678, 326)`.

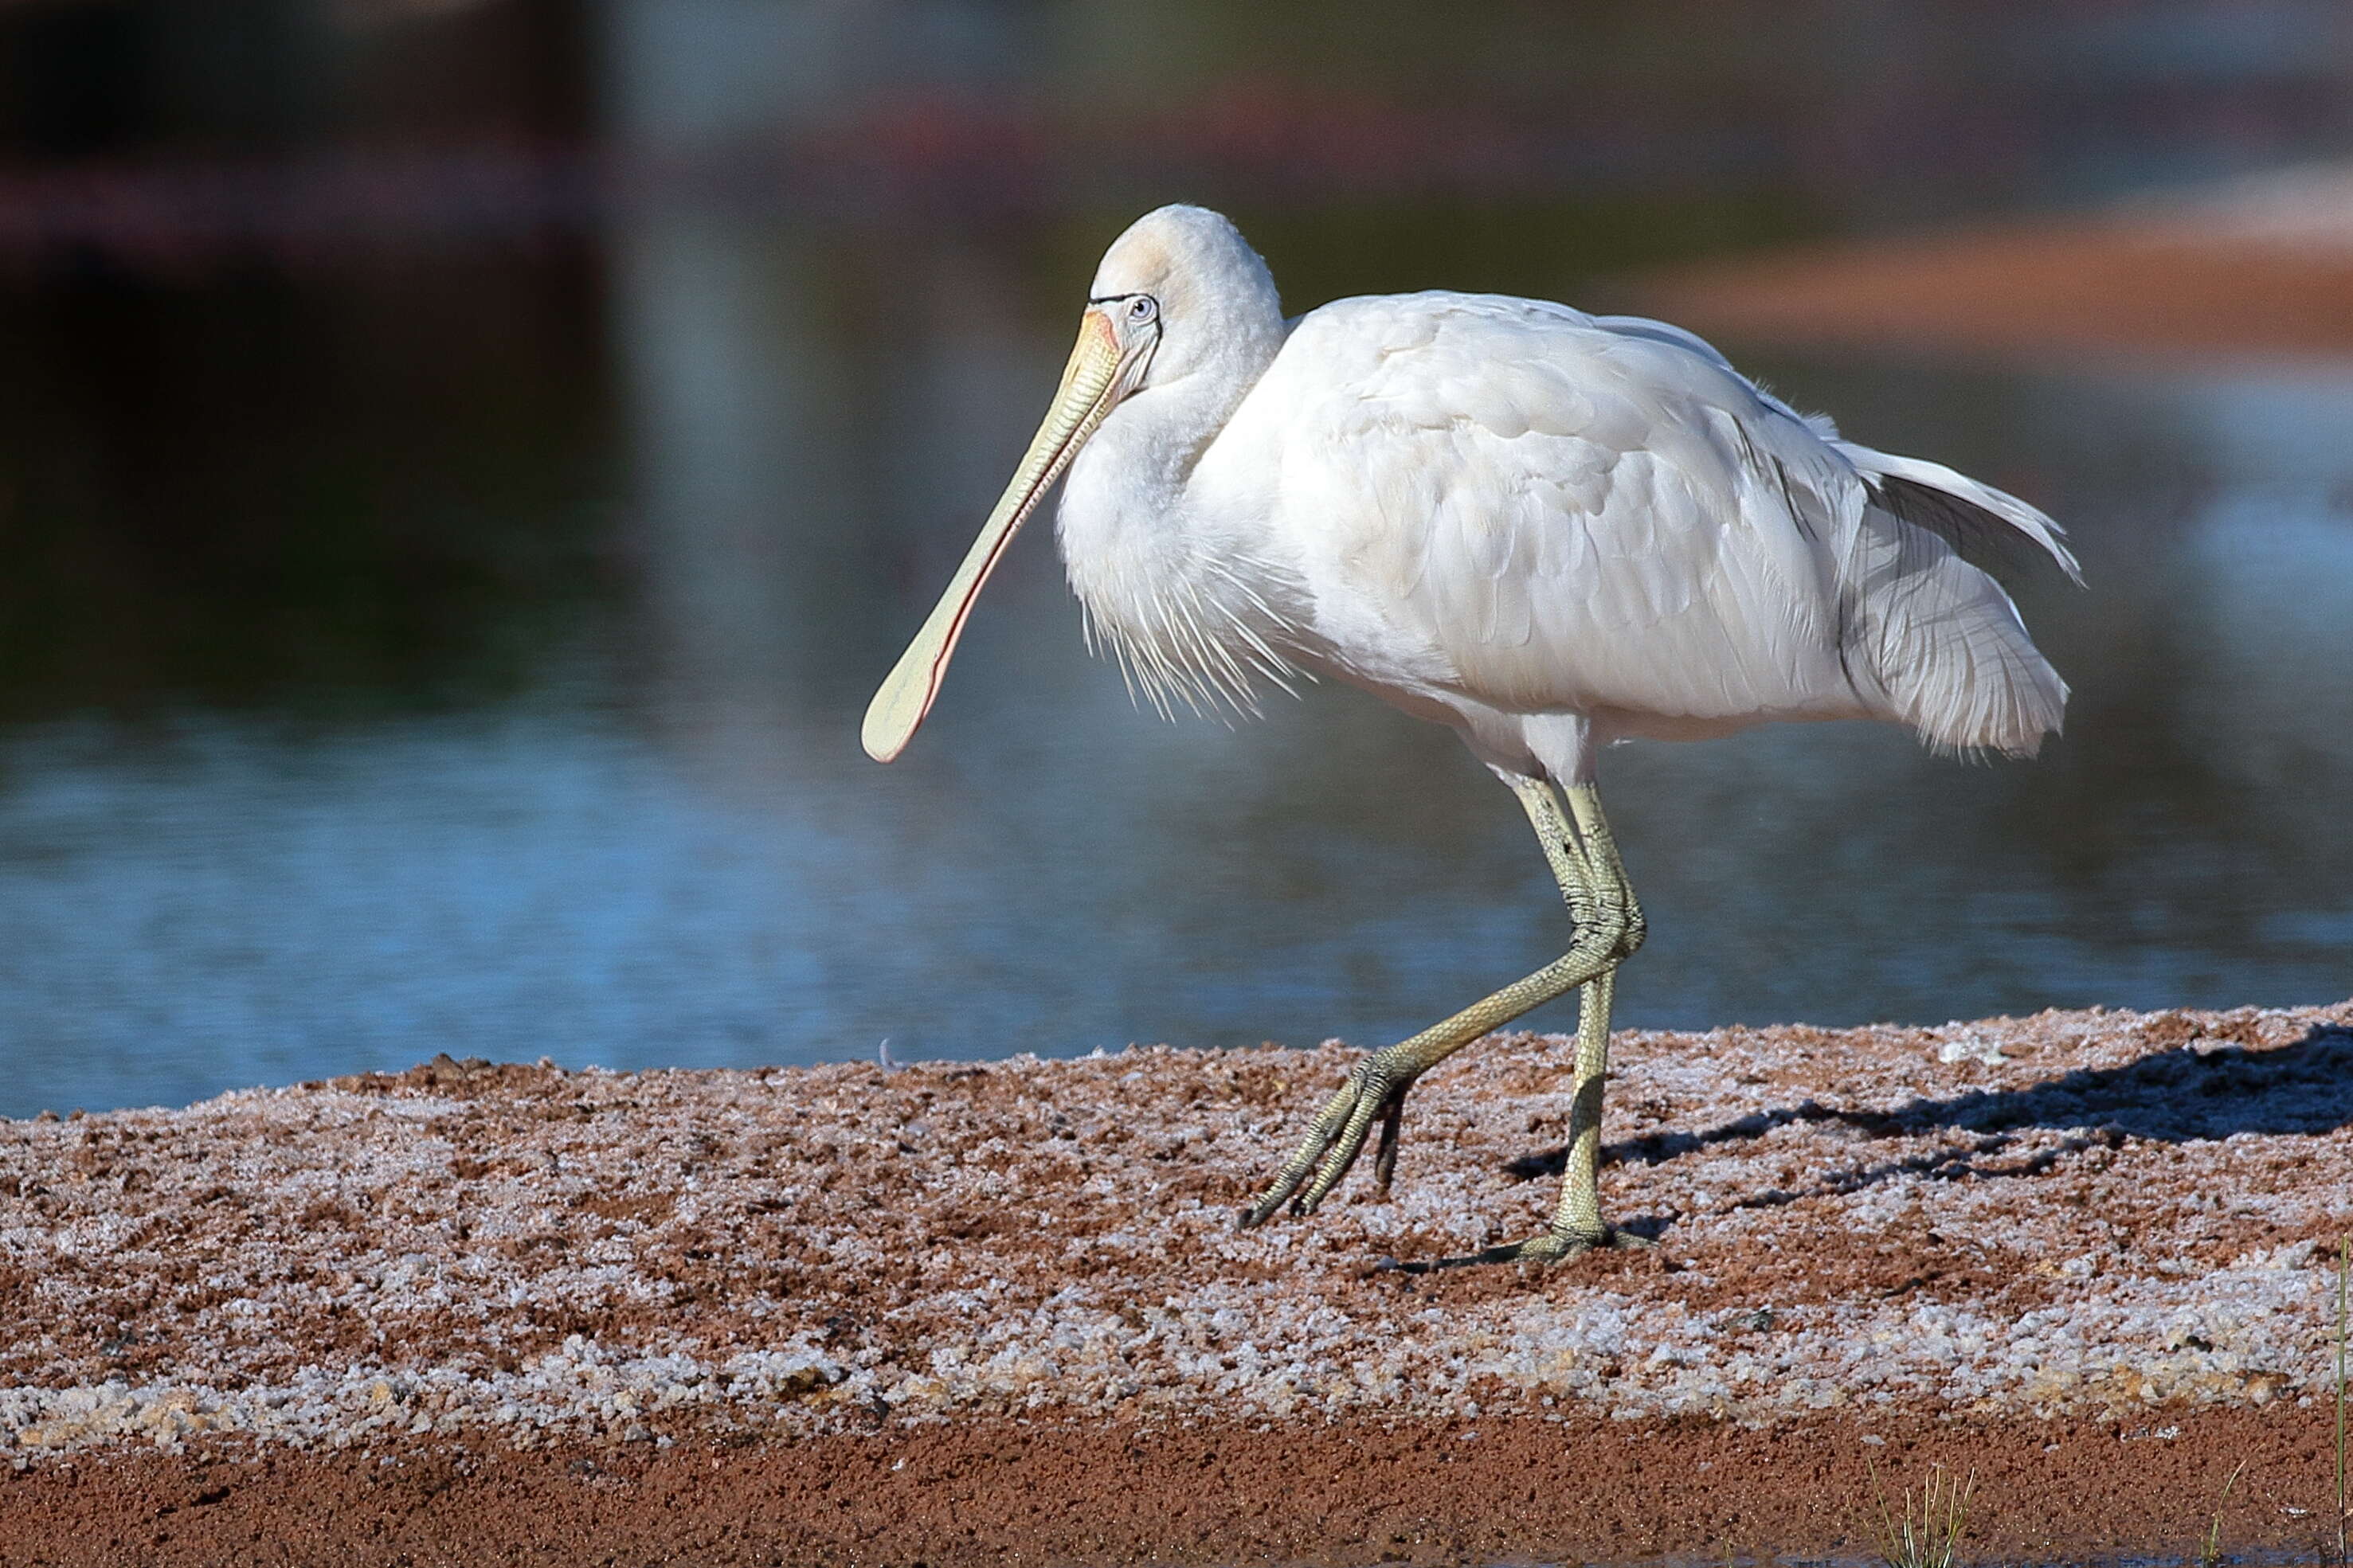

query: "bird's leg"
(1562, 780), (1645, 967)
(1415, 971), (1650, 1266)
(1397, 784), (1650, 1269)
(1237, 776), (1635, 1230)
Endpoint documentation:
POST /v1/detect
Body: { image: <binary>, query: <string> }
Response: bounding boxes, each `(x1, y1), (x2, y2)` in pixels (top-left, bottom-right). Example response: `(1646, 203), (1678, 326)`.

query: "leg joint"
(1564, 901), (1631, 969)
(1617, 903), (1647, 960)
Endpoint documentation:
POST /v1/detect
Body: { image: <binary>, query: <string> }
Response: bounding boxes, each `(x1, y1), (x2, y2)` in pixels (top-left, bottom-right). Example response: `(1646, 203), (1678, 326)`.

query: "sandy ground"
(2, 1000), (2349, 1563)
(1637, 162), (2353, 362)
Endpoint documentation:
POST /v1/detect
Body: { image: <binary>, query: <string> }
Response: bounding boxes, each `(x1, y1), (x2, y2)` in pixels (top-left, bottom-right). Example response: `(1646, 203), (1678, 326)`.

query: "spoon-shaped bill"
(862, 312), (1126, 763)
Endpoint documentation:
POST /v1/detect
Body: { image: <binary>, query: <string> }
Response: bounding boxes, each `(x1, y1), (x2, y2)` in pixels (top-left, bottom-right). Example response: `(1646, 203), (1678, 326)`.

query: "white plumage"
(865, 205), (2077, 1266)
(1055, 230), (2077, 786)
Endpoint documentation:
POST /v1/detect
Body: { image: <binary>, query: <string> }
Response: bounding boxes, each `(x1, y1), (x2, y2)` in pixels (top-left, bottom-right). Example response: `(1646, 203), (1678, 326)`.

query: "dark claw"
(1372, 1093), (1406, 1191)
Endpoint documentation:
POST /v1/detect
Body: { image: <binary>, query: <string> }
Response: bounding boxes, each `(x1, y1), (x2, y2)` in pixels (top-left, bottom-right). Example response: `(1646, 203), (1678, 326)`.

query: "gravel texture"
(2, 1001), (2347, 1468)
(2, 1002), (2350, 1563)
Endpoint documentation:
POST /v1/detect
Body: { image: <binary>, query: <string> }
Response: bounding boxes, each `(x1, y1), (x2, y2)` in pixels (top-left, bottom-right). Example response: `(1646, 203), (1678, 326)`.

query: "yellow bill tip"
(860, 650), (933, 763)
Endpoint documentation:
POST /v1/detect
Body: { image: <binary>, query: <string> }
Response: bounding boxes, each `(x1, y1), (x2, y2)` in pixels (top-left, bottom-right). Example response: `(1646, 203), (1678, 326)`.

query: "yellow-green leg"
(1526, 782), (1650, 1253)
(1236, 776), (1646, 1260)
(1403, 967), (1651, 1269)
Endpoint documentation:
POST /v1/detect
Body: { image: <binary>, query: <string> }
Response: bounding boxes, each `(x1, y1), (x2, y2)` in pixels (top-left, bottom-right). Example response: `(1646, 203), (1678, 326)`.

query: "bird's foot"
(1379, 1222), (1653, 1274)
(1235, 1050), (1420, 1229)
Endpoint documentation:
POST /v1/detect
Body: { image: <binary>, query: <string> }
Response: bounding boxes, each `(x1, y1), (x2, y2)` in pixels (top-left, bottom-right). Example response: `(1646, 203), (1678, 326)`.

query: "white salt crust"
(2, 1003), (2347, 1464)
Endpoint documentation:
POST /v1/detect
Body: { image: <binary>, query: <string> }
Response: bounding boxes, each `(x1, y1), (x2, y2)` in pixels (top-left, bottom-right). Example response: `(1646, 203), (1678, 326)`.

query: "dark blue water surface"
(2, 217), (2349, 1119)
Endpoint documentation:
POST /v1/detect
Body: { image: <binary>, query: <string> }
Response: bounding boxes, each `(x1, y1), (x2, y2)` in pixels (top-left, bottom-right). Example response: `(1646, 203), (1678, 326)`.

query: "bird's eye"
(1128, 295), (1157, 323)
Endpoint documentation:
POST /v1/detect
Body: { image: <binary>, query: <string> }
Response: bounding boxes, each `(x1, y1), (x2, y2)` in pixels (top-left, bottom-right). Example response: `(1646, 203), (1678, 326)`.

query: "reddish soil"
(2, 1407), (2346, 1567)
(1636, 172), (2353, 363)
(2, 1001), (2349, 1563)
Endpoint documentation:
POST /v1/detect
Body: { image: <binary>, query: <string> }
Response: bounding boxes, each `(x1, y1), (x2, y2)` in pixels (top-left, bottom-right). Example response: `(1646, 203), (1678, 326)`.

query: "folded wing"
(1270, 295), (2073, 755)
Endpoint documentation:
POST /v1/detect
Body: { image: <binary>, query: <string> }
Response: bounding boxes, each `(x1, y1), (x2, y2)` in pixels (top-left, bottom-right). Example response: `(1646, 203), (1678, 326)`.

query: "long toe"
(1387, 1222), (1653, 1273)
(1239, 1056), (1415, 1226)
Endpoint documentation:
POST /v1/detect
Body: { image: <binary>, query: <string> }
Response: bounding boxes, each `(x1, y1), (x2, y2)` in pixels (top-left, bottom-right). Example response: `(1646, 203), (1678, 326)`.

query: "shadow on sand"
(1502, 1022), (2353, 1213)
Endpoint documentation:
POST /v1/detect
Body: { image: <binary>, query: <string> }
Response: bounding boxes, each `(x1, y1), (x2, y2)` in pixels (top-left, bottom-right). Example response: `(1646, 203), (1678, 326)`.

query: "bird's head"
(862, 205), (1278, 763)
(1086, 204), (1282, 392)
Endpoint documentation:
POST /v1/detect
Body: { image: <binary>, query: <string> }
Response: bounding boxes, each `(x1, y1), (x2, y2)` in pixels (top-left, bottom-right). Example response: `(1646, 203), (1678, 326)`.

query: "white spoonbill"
(863, 205), (2077, 1268)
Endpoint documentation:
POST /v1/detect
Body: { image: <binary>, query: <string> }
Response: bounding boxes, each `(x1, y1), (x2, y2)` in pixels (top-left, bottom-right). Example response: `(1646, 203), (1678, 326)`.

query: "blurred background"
(2, 0), (2350, 1117)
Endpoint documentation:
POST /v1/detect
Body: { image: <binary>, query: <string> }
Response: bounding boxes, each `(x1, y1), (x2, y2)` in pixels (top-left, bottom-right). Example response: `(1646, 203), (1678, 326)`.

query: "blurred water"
(1, 221), (2348, 1119)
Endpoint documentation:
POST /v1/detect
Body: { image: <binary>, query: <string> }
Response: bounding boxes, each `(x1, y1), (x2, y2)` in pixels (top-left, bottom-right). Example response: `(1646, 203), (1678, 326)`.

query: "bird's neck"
(1055, 331), (1300, 718)
(1062, 315), (1280, 545)
(1102, 311), (1282, 483)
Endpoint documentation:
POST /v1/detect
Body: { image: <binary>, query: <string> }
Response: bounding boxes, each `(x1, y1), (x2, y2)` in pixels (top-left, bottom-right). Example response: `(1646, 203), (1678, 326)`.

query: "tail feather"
(1831, 443), (2076, 757)
(1836, 441), (2084, 585)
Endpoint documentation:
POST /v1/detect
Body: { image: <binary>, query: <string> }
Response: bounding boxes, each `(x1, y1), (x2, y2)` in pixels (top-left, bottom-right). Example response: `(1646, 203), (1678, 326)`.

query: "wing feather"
(1255, 294), (2071, 754)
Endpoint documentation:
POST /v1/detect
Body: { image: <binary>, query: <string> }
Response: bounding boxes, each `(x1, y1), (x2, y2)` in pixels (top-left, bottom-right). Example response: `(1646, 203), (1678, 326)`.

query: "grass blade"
(2202, 1458), (2246, 1568)
(2336, 1235), (2347, 1564)
(1870, 1460), (1974, 1568)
